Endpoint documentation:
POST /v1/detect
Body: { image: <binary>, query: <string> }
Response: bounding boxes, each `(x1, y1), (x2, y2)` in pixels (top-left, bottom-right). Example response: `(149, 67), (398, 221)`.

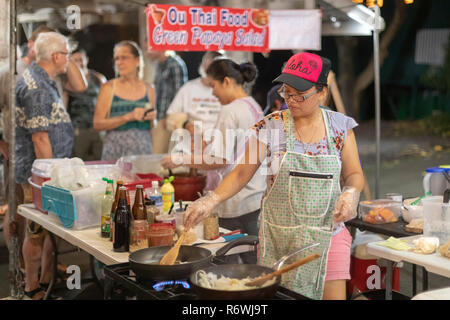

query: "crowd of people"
(0, 24), (363, 301)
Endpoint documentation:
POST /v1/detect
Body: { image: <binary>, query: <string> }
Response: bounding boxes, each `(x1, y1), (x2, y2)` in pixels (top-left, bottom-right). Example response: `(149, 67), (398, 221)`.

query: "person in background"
(263, 83), (287, 115)
(146, 49), (187, 154)
(1, 26), (86, 284)
(181, 52), (364, 300)
(166, 51), (224, 137)
(93, 41), (156, 161)
(14, 32), (75, 299)
(162, 59), (266, 263)
(67, 48), (107, 160)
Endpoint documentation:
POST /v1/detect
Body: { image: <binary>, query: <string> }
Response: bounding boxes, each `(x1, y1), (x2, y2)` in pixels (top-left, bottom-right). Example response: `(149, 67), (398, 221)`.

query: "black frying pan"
(190, 264), (281, 300)
(129, 235), (258, 281)
(189, 242), (320, 300)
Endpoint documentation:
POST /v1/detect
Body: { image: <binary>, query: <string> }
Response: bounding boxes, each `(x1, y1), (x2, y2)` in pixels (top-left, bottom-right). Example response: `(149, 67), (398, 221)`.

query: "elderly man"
(14, 32), (74, 299)
(146, 50), (187, 154)
(1, 26), (86, 254)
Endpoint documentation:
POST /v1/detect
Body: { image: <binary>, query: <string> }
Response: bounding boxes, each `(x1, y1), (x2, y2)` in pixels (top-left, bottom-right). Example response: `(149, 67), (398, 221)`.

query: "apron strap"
(321, 108), (340, 158)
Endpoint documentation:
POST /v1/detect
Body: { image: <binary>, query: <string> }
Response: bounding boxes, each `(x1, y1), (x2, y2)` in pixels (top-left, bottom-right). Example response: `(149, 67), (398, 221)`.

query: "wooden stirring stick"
(159, 230), (187, 265)
(245, 253), (320, 287)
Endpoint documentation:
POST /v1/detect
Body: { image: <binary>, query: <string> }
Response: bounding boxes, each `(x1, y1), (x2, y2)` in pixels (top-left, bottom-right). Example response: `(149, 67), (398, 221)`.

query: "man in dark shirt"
(146, 50), (187, 154)
(15, 32), (74, 299)
(67, 48), (106, 160)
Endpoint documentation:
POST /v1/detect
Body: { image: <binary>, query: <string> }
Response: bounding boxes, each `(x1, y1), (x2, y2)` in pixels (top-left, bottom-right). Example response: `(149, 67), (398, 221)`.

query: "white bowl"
(402, 197), (424, 223)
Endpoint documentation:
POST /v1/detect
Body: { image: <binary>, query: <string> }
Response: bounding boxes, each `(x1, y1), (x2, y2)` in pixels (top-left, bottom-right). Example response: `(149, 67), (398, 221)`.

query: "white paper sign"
(269, 9), (321, 51)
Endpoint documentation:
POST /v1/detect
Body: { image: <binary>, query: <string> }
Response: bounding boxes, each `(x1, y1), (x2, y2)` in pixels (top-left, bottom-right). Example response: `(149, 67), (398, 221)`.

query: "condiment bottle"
(203, 213), (219, 240)
(145, 198), (159, 225)
(100, 178), (114, 238)
(132, 185), (147, 220)
(113, 186), (131, 252)
(110, 180), (123, 242)
(161, 176), (175, 214)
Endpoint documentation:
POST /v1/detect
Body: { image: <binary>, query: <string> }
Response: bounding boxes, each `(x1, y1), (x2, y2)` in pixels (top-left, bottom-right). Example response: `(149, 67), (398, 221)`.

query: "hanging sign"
(146, 4), (269, 52)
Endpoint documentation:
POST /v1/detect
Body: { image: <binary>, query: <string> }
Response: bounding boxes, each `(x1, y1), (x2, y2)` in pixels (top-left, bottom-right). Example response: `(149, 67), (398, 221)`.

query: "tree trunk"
(352, 0), (407, 121)
(336, 36), (357, 118)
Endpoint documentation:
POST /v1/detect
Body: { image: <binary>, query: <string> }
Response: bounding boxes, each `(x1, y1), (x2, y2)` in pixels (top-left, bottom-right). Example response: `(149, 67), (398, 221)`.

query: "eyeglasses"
(278, 87), (317, 103)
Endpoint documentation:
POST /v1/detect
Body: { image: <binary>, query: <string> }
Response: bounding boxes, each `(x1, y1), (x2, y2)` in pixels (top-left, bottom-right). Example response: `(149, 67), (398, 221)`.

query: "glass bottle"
(113, 186), (130, 252)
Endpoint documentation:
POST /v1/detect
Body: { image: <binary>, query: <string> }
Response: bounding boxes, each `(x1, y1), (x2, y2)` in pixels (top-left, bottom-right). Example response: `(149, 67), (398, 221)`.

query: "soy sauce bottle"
(113, 186), (131, 252)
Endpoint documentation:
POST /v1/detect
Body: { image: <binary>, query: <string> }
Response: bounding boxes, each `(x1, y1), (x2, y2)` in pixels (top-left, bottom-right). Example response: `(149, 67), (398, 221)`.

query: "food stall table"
(411, 286), (450, 300)
(346, 218), (423, 296)
(366, 235), (450, 300)
(17, 203), (254, 298)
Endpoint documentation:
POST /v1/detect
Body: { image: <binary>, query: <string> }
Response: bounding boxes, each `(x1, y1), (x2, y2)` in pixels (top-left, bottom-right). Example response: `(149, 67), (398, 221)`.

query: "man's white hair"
(34, 32), (68, 62)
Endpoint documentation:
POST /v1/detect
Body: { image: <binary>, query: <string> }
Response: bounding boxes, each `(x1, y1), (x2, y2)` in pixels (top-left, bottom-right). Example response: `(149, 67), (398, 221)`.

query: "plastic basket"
(41, 184), (104, 229)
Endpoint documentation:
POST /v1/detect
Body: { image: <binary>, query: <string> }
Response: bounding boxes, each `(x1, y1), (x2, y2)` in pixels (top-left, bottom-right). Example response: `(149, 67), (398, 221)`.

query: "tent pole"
(8, 0), (22, 299)
(373, 4), (381, 199)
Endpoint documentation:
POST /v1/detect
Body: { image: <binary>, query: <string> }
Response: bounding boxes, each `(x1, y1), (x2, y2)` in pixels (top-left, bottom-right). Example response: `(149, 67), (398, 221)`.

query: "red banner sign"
(146, 4), (269, 52)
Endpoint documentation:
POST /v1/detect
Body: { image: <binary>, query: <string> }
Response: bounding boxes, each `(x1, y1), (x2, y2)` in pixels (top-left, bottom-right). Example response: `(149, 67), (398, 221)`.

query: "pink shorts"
(325, 227), (352, 281)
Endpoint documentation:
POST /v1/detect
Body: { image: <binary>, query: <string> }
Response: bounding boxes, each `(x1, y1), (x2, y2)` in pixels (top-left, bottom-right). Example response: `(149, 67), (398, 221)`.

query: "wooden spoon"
(159, 230), (187, 265)
(245, 253), (320, 287)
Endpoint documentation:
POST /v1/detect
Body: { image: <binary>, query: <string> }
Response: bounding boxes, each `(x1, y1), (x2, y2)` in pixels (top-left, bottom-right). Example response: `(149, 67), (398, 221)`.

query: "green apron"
(259, 108), (341, 300)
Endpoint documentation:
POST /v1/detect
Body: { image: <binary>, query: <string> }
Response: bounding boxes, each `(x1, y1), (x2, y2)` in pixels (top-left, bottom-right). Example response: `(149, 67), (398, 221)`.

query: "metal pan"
(189, 242), (320, 300)
(129, 235), (258, 281)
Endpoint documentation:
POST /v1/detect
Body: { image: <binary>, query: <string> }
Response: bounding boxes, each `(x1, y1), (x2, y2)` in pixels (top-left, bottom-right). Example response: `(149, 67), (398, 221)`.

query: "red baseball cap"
(273, 52), (331, 92)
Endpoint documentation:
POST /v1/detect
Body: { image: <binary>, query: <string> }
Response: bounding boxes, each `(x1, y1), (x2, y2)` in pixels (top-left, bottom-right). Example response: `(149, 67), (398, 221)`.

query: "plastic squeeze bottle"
(161, 176), (175, 213)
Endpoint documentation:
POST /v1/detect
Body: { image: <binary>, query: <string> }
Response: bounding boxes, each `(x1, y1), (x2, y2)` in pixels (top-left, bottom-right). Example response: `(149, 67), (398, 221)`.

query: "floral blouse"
(251, 108), (358, 235)
(251, 108), (358, 196)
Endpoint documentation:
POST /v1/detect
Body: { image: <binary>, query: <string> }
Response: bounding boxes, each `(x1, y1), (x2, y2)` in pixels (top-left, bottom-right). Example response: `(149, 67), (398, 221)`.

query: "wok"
(189, 242), (320, 300)
(129, 235), (258, 281)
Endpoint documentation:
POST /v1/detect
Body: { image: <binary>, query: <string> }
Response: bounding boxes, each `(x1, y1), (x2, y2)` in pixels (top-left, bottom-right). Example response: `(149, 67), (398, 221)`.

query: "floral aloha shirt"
(15, 62), (74, 184)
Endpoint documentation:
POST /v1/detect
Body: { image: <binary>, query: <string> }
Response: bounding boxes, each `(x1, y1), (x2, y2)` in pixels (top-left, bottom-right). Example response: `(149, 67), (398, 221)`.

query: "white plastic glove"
(166, 112), (188, 131)
(333, 186), (360, 224)
(161, 153), (187, 169)
(183, 191), (220, 230)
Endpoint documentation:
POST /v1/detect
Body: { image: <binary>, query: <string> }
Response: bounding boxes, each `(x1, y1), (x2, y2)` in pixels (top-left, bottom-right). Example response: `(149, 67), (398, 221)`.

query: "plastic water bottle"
(148, 180), (163, 214)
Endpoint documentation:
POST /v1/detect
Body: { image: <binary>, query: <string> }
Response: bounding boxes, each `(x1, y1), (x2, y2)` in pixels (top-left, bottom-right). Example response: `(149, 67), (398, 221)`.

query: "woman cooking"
(182, 52), (364, 300)
(162, 58), (266, 263)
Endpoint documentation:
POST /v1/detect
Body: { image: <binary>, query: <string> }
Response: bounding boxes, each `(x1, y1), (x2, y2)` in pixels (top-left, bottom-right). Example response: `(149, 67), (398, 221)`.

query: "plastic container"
(130, 220), (149, 252)
(422, 196), (450, 244)
(423, 166), (450, 196)
(203, 213), (219, 240)
(155, 214), (176, 227)
(358, 199), (402, 224)
(148, 223), (175, 247)
(401, 197), (424, 223)
(116, 154), (167, 175)
(30, 159), (66, 213)
(41, 183), (105, 229)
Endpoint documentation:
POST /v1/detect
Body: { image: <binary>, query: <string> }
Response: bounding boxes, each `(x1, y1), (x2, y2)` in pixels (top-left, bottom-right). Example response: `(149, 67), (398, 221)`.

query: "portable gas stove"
(103, 262), (309, 300)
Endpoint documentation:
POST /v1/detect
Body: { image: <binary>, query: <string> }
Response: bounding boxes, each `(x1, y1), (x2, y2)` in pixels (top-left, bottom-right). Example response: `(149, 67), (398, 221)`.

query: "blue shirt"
(15, 62), (74, 184)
